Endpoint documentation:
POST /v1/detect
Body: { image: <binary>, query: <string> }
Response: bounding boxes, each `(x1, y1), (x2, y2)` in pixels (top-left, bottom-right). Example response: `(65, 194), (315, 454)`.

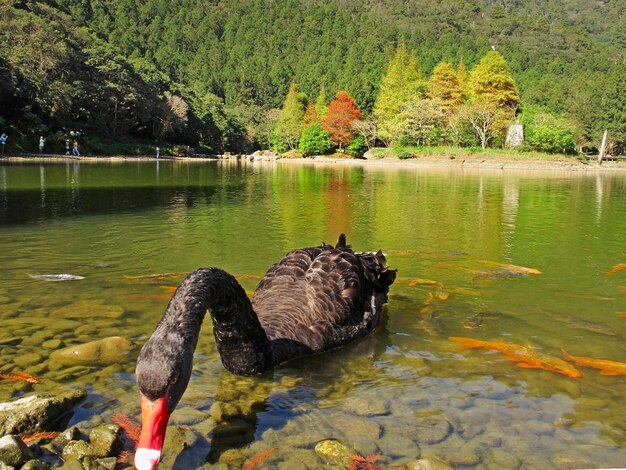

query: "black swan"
(134, 234), (396, 470)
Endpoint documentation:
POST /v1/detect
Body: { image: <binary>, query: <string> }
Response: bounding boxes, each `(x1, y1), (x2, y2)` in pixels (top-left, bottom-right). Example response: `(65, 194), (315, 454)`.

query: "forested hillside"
(0, 0), (624, 154)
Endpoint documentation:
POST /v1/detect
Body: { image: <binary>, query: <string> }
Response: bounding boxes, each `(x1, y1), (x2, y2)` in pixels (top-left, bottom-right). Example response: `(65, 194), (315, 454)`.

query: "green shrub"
(527, 125), (576, 154)
(270, 126), (289, 153)
(523, 107), (577, 154)
(298, 124), (333, 156)
(346, 134), (367, 157)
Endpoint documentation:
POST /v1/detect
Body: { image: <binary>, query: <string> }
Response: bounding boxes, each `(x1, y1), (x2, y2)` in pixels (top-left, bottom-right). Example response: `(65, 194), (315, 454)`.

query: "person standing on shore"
(39, 136), (45, 154)
(156, 146), (160, 158)
(72, 139), (80, 156)
(65, 139), (70, 155)
(0, 133), (7, 155)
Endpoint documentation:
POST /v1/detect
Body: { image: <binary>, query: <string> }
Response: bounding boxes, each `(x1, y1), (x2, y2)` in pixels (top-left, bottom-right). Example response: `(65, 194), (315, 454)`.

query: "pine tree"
(468, 51), (520, 117)
(456, 58), (469, 98)
(303, 102), (319, 126)
(427, 62), (464, 112)
(323, 91), (362, 149)
(373, 43), (423, 145)
(315, 85), (328, 122)
(276, 82), (307, 150)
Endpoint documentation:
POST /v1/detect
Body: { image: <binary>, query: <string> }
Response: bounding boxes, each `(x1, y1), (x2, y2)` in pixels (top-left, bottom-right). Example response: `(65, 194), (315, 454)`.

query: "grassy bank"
(367, 145), (587, 162)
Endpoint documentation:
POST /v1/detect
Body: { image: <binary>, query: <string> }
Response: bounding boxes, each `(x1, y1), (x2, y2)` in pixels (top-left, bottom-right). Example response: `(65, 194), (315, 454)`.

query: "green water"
(1, 160), (625, 469)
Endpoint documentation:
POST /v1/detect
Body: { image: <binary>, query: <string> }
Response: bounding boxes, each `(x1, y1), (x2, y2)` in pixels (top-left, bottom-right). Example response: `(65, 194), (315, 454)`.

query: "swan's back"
(251, 234), (396, 364)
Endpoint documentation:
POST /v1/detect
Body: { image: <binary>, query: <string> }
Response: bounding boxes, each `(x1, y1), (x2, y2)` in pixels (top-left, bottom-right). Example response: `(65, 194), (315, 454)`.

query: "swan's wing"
(252, 245), (380, 353)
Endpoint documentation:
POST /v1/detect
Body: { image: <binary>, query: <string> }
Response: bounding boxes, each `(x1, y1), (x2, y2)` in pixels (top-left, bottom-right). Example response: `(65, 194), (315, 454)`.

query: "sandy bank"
(2, 152), (625, 172)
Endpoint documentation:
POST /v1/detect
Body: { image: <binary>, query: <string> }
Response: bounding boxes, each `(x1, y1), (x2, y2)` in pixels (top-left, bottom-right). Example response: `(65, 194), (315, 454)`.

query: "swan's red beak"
(135, 393), (170, 470)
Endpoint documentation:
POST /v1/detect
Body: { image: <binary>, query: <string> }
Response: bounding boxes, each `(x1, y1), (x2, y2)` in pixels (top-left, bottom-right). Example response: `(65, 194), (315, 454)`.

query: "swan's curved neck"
(167, 268), (272, 376)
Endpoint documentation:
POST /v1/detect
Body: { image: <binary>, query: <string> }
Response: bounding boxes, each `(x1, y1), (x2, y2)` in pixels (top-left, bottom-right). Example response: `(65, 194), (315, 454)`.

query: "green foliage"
(298, 124), (333, 156)
(462, 98), (504, 149)
(276, 82), (307, 150)
(373, 43), (424, 145)
(524, 108), (577, 154)
(395, 98), (446, 146)
(315, 86), (328, 122)
(346, 134), (368, 158)
(270, 126), (289, 154)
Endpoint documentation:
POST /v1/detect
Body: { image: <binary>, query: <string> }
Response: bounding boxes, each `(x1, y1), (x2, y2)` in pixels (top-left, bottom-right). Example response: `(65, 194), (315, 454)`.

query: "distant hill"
(1, 0), (624, 153)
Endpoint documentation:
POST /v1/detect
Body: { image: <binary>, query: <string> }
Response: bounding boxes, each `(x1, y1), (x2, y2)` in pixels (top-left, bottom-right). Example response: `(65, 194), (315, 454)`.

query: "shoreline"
(1, 152), (625, 172)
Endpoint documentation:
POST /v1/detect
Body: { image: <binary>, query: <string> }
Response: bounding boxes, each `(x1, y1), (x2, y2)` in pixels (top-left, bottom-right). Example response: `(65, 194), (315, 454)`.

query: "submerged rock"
(406, 456), (454, 470)
(21, 460), (51, 470)
(0, 435), (34, 467)
(88, 424), (123, 457)
(62, 439), (104, 460)
(314, 439), (354, 467)
(159, 426), (210, 470)
(413, 416), (452, 444)
(49, 337), (134, 366)
(0, 390), (86, 436)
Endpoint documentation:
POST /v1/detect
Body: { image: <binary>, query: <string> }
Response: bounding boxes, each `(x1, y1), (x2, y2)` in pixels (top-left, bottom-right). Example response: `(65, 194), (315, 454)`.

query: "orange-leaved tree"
(322, 91), (361, 150)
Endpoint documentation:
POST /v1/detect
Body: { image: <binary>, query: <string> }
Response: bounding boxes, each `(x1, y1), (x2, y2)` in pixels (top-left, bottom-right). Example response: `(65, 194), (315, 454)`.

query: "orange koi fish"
(478, 261), (542, 275)
(0, 371), (40, 384)
(449, 337), (582, 378)
(604, 263), (626, 275)
(407, 278), (440, 286)
(234, 274), (263, 281)
(561, 349), (626, 376)
(123, 272), (186, 280)
(241, 447), (277, 470)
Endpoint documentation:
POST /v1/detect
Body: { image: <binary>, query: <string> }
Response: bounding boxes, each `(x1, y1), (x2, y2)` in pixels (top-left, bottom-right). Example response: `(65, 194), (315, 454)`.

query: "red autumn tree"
(322, 91), (361, 149)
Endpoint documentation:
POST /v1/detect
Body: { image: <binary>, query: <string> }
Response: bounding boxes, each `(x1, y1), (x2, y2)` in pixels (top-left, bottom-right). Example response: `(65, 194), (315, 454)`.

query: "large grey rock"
(0, 390), (86, 436)
(49, 337), (133, 366)
(505, 124), (524, 148)
(0, 435), (34, 467)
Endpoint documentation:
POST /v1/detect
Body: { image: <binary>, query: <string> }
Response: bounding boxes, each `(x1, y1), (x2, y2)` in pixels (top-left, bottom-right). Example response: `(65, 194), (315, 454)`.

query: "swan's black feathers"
(252, 234), (396, 366)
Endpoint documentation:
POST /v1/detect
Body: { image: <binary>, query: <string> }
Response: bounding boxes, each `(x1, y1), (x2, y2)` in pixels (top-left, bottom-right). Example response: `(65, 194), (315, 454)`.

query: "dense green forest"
(0, 0), (624, 155)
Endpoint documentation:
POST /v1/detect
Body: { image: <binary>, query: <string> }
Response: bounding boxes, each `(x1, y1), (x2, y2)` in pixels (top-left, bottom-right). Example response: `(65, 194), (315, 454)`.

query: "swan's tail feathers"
(335, 233), (347, 248)
(358, 249), (397, 289)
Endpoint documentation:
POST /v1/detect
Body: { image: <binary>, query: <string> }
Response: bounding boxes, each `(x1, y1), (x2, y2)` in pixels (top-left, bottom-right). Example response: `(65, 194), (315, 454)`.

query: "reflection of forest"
(324, 172), (354, 237)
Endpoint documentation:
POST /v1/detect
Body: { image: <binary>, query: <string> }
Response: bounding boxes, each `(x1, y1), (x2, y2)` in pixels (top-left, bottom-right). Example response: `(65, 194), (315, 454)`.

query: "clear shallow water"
(1, 160), (625, 469)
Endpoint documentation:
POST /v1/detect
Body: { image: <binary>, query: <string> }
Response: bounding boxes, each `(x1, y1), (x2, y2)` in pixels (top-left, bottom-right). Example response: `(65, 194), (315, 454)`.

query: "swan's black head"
(135, 330), (194, 470)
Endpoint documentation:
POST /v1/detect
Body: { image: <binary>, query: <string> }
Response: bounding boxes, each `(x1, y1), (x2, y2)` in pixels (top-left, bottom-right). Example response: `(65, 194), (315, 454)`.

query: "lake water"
(1, 159), (625, 469)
